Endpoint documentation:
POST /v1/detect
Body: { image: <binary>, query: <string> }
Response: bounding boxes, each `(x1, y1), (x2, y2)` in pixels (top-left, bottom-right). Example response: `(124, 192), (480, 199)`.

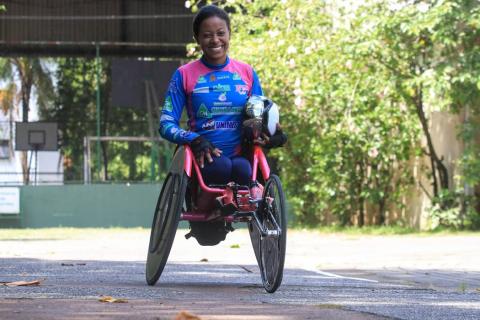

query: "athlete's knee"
(231, 156), (252, 185)
(201, 155), (232, 185)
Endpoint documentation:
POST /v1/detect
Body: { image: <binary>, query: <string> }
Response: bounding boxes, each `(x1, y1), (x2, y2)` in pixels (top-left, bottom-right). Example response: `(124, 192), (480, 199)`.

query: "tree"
(0, 58), (54, 184)
(366, 0), (480, 226)
(187, 0), (479, 228)
(42, 57), (159, 183)
(0, 82), (17, 156)
(216, 0), (419, 226)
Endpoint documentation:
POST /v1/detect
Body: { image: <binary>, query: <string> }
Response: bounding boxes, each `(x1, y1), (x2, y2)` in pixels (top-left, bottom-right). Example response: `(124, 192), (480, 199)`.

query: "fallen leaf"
(315, 303), (343, 309)
(200, 258), (208, 262)
(98, 296), (128, 303)
(238, 265), (253, 273)
(76, 263), (86, 266)
(61, 263), (74, 266)
(1, 279), (44, 287)
(174, 310), (202, 320)
(230, 244), (240, 249)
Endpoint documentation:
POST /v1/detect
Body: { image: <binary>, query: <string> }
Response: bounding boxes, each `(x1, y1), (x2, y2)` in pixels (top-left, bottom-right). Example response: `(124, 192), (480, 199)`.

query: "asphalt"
(1, 229), (480, 319)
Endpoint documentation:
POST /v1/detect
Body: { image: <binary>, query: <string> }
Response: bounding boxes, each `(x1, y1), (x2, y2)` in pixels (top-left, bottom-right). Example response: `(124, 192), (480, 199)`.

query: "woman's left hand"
(254, 124), (287, 149)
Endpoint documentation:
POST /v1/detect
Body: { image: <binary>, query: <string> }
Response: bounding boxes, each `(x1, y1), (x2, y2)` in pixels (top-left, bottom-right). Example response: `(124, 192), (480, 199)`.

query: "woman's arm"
(159, 70), (199, 144)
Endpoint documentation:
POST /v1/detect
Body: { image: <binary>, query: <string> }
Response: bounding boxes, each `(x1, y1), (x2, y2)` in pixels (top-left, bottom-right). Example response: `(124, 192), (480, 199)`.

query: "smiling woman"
(158, 5), (264, 187)
(193, 8), (230, 66)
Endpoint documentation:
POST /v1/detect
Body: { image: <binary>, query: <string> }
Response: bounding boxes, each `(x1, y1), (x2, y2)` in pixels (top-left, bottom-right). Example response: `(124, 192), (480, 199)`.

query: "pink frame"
(180, 145), (270, 222)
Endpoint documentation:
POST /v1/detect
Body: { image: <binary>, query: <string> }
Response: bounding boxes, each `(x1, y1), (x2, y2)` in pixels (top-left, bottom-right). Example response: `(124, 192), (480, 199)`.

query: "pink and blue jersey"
(159, 56), (263, 157)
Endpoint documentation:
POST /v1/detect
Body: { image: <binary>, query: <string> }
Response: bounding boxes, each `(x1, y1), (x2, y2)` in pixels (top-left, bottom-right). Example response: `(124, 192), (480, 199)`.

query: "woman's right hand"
(190, 136), (222, 168)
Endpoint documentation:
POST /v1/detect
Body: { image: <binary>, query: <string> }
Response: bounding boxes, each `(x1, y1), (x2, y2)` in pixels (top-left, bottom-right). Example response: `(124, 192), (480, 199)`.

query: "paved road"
(1, 229), (480, 319)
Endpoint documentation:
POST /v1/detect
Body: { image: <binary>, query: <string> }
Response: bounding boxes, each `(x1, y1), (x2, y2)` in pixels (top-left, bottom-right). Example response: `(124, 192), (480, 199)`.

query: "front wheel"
(146, 172), (187, 285)
(258, 174), (287, 293)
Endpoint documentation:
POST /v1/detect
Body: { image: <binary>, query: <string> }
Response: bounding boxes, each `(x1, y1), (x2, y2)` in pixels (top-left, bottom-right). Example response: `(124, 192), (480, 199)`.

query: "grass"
(0, 227), (148, 241)
(0, 225), (478, 241)
(292, 225), (480, 236)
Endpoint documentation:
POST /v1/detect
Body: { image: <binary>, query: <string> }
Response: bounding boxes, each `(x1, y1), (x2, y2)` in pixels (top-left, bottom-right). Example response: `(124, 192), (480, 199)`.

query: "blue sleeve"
(159, 70), (199, 144)
(251, 69), (263, 96)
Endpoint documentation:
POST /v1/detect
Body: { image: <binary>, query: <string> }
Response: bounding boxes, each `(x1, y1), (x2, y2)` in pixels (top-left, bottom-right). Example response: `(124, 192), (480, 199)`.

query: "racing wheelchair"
(145, 144), (287, 293)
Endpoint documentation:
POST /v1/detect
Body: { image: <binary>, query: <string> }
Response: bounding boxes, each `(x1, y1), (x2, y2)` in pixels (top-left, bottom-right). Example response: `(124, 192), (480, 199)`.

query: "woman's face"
(196, 16), (230, 65)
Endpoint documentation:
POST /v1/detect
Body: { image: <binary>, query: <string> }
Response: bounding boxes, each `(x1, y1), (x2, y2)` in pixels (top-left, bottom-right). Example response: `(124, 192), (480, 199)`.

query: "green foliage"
(429, 189), (480, 230)
(41, 58), (169, 183)
(189, 0), (480, 228)
(209, 0), (420, 226)
(0, 4), (5, 12)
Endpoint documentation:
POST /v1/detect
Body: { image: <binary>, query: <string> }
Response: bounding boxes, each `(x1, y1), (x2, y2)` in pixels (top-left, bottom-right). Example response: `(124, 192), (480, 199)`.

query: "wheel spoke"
(146, 172), (187, 286)
(257, 175), (287, 293)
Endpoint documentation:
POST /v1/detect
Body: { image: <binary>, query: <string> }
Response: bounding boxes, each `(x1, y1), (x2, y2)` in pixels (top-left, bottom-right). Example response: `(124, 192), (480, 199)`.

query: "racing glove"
(264, 127), (288, 149)
(190, 136), (216, 163)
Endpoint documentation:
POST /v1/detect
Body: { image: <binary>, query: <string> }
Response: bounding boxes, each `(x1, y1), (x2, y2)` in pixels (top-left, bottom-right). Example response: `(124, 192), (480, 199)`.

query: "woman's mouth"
(208, 46), (224, 53)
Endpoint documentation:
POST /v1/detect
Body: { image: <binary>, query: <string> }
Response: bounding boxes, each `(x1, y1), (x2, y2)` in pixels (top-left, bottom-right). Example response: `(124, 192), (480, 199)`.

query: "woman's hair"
(193, 5), (231, 40)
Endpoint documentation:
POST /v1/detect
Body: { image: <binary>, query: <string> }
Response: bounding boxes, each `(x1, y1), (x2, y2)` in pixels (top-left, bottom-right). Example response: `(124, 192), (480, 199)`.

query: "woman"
(159, 5), (281, 186)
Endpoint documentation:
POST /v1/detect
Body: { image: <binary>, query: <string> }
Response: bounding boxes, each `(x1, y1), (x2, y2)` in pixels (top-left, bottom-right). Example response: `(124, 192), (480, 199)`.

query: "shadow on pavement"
(1, 258), (480, 320)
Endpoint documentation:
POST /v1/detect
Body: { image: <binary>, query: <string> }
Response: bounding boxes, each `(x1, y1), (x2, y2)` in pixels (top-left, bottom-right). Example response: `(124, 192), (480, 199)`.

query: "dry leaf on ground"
(238, 265), (253, 273)
(1, 279), (44, 287)
(98, 295), (128, 303)
(174, 310), (202, 320)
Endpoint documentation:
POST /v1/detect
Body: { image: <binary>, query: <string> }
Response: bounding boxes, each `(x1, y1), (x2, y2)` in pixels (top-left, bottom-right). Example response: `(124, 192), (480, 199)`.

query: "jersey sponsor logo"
(163, 96), (173, 112)
(213, 101), (233, 107)
(160, 114), (174, 122)
(218, 93), (227, 101)
(216, 74), (230, 80)
(201, 120), (239, 131)
(202, 119), (215, 131)
(215, 121), (239, 129)
(209, 74), (216, 82)
(235, 85), (248, 95)
(213, 84), (231, 92)
(196, 103), (212, 118)
(193, 86), (209, 94)
(211, 106), (243, 115)
(232, 73), (241, 81)
(197, 76), (207, 84)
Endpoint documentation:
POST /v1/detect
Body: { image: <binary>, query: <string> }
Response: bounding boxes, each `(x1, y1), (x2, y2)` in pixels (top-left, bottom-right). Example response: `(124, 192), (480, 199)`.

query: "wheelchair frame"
(146, 145), (287, 293)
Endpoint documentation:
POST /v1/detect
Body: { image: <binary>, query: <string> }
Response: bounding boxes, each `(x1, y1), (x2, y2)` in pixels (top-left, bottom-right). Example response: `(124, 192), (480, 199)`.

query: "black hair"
(193, 5), (231, 40)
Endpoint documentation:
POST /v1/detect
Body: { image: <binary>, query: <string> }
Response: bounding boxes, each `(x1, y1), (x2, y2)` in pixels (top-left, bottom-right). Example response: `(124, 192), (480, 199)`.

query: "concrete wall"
(397, 110), (469, 229)
(0, 184), (161, 228)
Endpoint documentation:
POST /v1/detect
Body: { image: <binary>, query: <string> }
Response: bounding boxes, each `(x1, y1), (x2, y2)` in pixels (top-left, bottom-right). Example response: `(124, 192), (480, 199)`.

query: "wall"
(0, 184), (161, 228)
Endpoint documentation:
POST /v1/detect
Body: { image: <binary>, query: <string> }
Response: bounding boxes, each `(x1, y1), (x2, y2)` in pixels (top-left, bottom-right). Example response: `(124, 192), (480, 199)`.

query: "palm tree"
(0, 82), (18, 157)
(0, 57), (54, 184)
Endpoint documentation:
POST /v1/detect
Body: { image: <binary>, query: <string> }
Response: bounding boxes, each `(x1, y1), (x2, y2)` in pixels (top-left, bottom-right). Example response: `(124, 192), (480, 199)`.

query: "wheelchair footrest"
(232, 211), (255, 218)
(215, 197), (238, 216)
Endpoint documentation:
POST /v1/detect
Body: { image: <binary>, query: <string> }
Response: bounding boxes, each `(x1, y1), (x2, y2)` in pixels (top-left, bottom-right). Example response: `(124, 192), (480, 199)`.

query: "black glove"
(264, 128), (288, 149)
(190, 135), (215, 159)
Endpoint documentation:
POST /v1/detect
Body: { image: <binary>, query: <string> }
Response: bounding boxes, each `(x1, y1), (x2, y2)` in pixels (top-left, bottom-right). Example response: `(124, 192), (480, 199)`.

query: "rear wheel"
(146, 172), (187, 285)
(258, 174), (287, 293)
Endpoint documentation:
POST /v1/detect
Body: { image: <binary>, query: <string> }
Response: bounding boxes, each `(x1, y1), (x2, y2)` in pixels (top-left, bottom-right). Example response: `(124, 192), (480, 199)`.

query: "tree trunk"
(357, 160), (365, 227)
(413, 85), (449, 198)
(13, 58), (34, 184)
(21, 151), (29, 185)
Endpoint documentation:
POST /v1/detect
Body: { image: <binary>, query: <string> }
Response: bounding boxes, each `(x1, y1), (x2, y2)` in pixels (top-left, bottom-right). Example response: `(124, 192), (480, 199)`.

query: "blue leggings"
(200, 155), (252, 186)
